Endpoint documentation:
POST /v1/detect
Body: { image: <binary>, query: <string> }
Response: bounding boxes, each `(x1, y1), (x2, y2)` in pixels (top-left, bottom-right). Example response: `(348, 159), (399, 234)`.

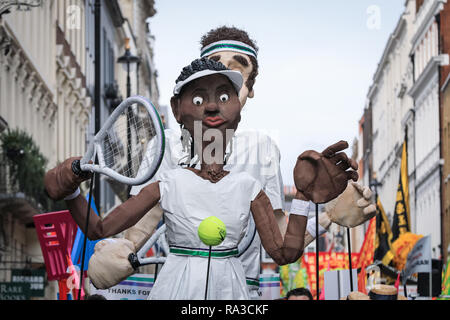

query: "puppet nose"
(205, 101), (219, 113)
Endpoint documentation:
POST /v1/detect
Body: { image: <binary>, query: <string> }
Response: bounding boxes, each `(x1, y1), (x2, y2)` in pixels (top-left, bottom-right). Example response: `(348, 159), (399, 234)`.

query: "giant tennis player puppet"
(45, 58), (368, 299)
(85, 26), (376, 297)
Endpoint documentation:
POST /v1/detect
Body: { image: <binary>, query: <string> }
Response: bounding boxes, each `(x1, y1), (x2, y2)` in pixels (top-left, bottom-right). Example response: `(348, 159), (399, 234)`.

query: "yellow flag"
(374, 197), (394, 266)
(392, 141), (411, 242)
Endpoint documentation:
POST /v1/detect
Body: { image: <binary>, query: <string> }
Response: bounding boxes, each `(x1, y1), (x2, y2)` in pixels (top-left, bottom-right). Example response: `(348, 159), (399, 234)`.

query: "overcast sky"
(149, 1), (405, 186)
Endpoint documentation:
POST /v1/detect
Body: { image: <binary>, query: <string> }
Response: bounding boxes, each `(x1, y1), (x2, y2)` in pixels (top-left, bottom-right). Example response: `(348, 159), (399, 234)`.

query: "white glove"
(87, 238), (136, 289)
(324, 182), (377, 228)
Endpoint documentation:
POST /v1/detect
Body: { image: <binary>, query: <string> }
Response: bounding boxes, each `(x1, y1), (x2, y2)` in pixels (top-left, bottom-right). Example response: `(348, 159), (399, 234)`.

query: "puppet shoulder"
(233, 130), (281, 156)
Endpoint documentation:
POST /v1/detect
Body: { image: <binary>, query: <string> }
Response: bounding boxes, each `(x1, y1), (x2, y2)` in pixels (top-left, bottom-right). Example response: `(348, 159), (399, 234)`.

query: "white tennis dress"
(147, 168), (262, 300)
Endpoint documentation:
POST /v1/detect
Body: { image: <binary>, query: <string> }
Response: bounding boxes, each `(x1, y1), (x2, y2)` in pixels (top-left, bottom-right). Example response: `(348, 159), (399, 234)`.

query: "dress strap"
(169, 245), (238, 258)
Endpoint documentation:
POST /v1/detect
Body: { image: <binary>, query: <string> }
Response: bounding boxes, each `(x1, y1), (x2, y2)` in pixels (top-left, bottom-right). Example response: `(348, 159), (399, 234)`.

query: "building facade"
(439, 0), (450, 261)
(368, 0), (416, 236)
(408, 0), (448, 255)
(364, 0), (449, 260)
(0, 0), (160, 299)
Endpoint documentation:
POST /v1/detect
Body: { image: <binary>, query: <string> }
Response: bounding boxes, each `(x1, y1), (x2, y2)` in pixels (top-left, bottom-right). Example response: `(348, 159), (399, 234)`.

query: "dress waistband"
(169, 245), (239, 258)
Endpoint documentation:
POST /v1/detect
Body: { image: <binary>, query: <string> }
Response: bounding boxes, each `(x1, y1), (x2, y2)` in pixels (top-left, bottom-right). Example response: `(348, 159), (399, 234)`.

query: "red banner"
(302, 252), (360, 297)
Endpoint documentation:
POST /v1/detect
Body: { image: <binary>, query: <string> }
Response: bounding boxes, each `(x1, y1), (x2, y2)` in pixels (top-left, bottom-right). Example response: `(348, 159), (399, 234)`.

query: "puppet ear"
(170, 96), (182, 124)
(248, 89), (254, 99)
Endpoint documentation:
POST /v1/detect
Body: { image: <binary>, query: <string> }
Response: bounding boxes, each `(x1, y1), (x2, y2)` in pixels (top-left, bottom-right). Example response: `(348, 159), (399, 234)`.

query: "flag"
(392, 141), (411, 242)
(357, 217), (376, 269)
(356, 217), (376, 293)
(442, 254), (450, 296)
(402, 235), (432, 285)
(374, 197), (394, 266)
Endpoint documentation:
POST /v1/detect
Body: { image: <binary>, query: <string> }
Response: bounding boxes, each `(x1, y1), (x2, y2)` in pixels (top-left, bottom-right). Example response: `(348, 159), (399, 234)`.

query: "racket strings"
(101, 104), (157, 179)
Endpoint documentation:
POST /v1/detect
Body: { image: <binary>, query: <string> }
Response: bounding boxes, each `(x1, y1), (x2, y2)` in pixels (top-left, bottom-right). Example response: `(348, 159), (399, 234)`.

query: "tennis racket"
(72, 95), (165, 185)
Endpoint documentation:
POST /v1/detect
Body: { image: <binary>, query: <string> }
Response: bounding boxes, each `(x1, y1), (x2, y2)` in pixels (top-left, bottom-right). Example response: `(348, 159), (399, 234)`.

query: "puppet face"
(208, 51), (254, 108)
(171, 73), (241, 137)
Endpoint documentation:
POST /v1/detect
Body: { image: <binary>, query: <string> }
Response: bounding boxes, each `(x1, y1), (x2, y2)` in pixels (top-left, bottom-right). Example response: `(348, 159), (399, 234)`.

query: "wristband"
(289, 199), (310, 217)
(306, 216), (327, 238)
(64, 187), (80, 200)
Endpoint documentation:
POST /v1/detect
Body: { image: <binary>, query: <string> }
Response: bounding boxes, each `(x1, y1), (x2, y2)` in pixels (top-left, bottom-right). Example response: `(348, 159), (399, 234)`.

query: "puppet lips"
(203, 116), (226, 127)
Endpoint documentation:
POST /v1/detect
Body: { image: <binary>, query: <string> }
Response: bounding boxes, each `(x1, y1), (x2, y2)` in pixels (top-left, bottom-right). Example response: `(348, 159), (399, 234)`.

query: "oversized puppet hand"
(87, 238), (136, 289)
(324, 182), (377, 228)
(293, 141), (358, 203)
(44, 157), (92, 200)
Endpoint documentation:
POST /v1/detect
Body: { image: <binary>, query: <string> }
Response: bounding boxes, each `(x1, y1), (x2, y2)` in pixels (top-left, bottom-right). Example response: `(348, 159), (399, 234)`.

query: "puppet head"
(171, 58), (243, 164)
(200, 26), (258, 108)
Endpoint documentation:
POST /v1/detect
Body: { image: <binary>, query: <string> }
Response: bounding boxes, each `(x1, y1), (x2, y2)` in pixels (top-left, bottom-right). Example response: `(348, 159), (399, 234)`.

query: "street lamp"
(369, 172), (383, 201)
(117, 38), (140, 98)
(117, 38), (140, 198)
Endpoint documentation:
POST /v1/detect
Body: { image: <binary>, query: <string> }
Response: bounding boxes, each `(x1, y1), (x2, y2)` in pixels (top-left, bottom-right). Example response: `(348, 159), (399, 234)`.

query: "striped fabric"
(200, 40), (257, 59)
(169, 246), (239, 258)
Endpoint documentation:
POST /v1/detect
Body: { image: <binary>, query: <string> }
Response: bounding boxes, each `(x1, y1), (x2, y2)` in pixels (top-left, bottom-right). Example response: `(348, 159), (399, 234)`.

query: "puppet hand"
(87, 238), (136, 289)
(44, 157), (92, 200)
(293, 141), (358, 203)
(324, 182), (377, 228)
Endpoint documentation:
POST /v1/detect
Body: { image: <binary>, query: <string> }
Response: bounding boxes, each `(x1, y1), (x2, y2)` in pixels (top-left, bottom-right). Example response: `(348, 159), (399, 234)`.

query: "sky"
(149, 1), (405, 186)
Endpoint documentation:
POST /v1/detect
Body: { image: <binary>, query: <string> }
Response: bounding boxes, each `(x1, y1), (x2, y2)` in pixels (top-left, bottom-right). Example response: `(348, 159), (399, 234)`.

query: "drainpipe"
(94, 0), (101, 212)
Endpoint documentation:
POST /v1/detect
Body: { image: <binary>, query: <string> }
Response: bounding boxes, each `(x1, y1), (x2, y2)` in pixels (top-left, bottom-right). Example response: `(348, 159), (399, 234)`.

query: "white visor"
(173, 69), (243, 96)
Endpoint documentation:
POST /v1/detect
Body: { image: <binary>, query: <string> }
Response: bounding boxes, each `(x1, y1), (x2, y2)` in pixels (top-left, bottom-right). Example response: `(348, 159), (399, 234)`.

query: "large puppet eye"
(219, 93), (229, 102)
(193, 96), (203, 106)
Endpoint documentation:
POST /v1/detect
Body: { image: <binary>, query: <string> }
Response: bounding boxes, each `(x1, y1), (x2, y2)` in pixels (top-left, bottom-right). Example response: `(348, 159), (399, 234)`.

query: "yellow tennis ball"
(197, 216), (227, 246)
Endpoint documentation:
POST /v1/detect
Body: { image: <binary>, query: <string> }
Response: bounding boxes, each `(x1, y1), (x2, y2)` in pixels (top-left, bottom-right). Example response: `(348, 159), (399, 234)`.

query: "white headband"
(200, 40), (257, 59)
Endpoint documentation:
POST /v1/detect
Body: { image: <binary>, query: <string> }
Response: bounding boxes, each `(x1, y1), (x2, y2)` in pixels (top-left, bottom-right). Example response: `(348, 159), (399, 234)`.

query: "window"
(103, 29), (115, 88)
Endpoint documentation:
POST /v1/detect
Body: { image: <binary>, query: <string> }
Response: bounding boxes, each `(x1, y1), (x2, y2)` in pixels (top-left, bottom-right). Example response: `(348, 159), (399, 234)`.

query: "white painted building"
(0, 0), (160, 299)
(407, 0), (448, 255)
(369, 1), (416, 230)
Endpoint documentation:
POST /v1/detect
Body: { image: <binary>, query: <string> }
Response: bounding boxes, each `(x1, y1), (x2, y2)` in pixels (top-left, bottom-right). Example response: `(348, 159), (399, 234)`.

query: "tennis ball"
(197, 216), (227, 246)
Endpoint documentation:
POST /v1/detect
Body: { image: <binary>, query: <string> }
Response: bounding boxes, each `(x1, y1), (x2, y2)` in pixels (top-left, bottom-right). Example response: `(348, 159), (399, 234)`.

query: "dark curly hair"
(176, 57), (227, 83)
(200, 26), (258, 92)
(286, 287), (313, 300)
(175, 58), (232, 96)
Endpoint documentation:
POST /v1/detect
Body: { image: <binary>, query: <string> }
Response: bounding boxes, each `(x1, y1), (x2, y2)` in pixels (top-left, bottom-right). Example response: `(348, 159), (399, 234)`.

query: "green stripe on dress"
(246, 279), (260, 286)
(170, 247), (238, 258)
(127, 276), (154, 283)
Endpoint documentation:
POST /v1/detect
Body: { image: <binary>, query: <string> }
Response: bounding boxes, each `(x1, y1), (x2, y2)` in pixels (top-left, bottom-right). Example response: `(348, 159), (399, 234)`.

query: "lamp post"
(117, 38), (140, 98)
(369, 173), (383, 203)
(117, 38), (140, 198)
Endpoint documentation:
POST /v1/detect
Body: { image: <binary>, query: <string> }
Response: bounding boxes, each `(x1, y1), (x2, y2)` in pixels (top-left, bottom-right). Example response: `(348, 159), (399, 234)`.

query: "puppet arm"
(251, 190), (307, 266)
(65, 182), (161, 240)
(123, 205), (164, 250)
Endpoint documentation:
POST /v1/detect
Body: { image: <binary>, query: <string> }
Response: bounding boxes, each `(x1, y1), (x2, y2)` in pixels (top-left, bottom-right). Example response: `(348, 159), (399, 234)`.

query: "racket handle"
(128, 253), (141, 270)
(72, 159), (91, 179)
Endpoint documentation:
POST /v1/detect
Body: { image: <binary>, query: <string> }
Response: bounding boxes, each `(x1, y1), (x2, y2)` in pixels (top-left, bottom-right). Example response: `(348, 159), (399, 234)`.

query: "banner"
(356, 217), (376, 293)
(357, 217), (376, 269)
(402, 235), (431, 285)
(280, 260), (308, 296)
(258, 273), (281, 300)
(392, 141), (411, 242)
(89, 274), (154, 300)
(303, 252), (360, 297)
(374, 197), (394, 266)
